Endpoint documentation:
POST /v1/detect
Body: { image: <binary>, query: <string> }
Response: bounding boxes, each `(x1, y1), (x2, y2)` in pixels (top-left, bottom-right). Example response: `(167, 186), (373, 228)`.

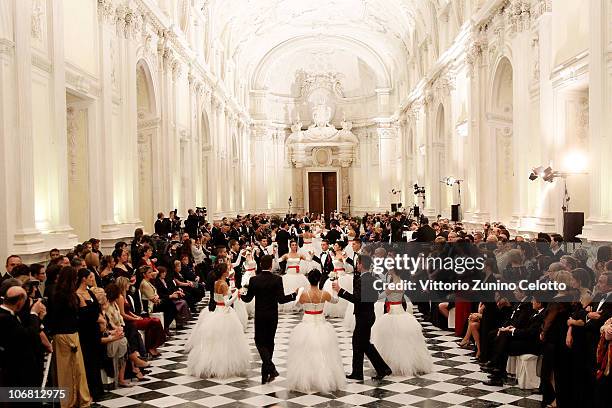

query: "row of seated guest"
(0, 228), (211, 406)
(472, 270), (612, 408)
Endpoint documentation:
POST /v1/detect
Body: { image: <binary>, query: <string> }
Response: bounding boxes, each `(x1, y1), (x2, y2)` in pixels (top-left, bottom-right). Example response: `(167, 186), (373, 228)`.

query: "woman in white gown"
(186, 262), (251, 378)
(299, 226), (320, 273)
(277, 241), (309, 312)
(241, 249), (257, 318)
(371, 269), (433, 376)
(229, 260), (249, 331)
(286, 269), (346, 393)
(323, 242), (353, 318)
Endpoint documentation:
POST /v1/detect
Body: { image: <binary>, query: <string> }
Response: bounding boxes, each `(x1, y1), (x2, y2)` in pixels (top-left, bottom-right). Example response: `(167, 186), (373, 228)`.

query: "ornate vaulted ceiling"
(208, 0), (435, 94)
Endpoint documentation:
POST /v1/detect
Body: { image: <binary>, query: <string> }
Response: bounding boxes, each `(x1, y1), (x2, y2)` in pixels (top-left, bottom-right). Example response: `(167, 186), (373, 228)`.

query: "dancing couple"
(186, 254), (432, 393)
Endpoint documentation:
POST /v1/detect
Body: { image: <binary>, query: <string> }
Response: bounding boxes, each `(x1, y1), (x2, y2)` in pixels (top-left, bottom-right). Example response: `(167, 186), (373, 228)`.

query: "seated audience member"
(115, 276), (165, 358)
(139, 265), (177, 333)
(91, 287), (130, 387)
(99, 255), (116, 288)
(172, 259), (205, 311)
(104, 283), (149, 381)
(85, 252), (101, 287)
(594, 245), (611, 279)
(483, 296), (546, 385)
(154, 266), (190, 328)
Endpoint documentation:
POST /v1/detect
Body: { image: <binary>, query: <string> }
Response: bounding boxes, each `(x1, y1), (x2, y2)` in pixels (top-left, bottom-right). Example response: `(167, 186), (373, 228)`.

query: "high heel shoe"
(134, 360), (150, 368)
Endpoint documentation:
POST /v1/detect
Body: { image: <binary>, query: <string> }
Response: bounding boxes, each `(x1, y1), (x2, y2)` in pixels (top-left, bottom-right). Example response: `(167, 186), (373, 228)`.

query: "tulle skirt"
(280, 273), (309, 313)
(323, 274), (352, 318)
(234, 298), (249, 331)
(186, 307), (251, 378)
(244, 297), (255, 318)
(343, 300), (385, 331)
(286, 315), (346, 393)
(371, 305), (433, 376)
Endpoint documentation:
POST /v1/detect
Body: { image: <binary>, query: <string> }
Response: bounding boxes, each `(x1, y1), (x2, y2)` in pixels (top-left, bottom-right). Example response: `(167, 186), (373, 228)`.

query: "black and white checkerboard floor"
(95, 305), (543, 408)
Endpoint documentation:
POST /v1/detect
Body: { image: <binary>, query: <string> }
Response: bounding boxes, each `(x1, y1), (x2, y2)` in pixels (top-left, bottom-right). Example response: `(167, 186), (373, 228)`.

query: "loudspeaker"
(413, 205), (420, 217)
(451, 204), (460, 222)
(563, 212), (584, 242)
(391, 203), (398, 212)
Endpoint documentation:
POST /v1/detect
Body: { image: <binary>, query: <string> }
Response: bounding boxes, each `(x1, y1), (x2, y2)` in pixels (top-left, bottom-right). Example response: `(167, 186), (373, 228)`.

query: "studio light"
(528, 166), (554, 182)
(445, 177), (457, 186)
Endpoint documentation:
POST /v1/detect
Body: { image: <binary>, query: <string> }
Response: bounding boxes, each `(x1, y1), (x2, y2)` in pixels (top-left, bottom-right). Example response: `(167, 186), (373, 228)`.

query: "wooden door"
(308, 172), (323, 215)
(322, 172), (337, 216)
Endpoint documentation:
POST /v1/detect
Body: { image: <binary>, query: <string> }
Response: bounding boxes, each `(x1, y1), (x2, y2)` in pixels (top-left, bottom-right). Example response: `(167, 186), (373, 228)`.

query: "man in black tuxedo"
(240, 220), (254, 242)
(346, 238), (362, 268)
(390, 212), (404, 242)
(413, 217), (436, 242)
(241, 255), (298, 384)
(229, 222), (241, 242)
(483, 297), (546, 385)
(333, 255), (391, 381)
(184, 209), (200, 239)
(323, 221), (342, 245)
(549, 234), (566, 261)
(275, 223), (291, 256)
(0, 285), (46, 387)
(254, 237), (273, 273)
(212, 225), (230, 248)
(312, 239), (334, 289)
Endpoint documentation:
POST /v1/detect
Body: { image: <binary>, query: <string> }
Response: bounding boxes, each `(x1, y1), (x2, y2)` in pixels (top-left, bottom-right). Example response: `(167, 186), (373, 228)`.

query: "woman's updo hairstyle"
(307, 269), (321, 286)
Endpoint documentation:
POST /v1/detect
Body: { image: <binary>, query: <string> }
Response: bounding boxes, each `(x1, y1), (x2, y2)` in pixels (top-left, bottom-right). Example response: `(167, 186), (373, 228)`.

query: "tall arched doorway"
(489, 57), (514, 225)
(136, 61), (157, 233)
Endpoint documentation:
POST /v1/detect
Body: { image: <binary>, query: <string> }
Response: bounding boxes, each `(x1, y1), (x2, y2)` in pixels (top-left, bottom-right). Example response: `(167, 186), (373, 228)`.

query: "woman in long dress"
(229, 262), (249, 331)
(277, 241), (309, 312)
(300, 226), (320, 273)
(371, 268), (433, 376)
(286, 269), (346, 393)
(323, 242), (353, 318)
(241, 249), (257, 318)
(186, 262), (251, 378)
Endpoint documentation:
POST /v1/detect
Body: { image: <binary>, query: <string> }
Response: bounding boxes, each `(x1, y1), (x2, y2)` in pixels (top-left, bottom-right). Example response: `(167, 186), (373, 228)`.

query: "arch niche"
(488, 57), (514, 225)
(136, 60), (158, 233)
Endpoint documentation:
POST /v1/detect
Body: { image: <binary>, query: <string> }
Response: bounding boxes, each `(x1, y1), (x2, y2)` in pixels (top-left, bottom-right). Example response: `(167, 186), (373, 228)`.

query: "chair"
(515, 354), (541, 389)
(506, 356), (518, 375)
(151, 312), (164, 329)
(447, 307), (456, 329)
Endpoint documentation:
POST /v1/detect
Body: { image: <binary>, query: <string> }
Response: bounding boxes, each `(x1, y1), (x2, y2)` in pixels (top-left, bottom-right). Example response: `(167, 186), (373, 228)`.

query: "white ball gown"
(279, 257), (309, 313)
(229, 273), (248, 331)
(186, 292), (251, 378)
(299, 238), (320, 274)
(241, 260), (257, 318)
(323, 259), (353, 318)
(371, 291), (433, 376)
(286, 294), (346, 393)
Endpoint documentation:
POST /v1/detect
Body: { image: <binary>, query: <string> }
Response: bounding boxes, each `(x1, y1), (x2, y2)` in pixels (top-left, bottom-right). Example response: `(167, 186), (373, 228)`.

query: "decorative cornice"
(32, 52), (52, 73)
(0, 39), (15, 57)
